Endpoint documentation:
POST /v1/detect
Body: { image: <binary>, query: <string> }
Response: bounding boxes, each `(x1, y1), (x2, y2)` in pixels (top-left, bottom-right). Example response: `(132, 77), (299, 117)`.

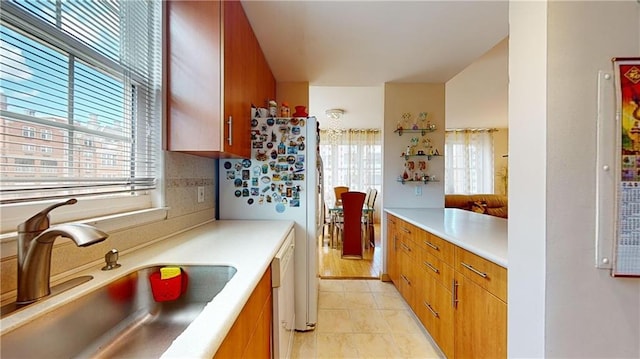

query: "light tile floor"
(290, 279), (444, 359)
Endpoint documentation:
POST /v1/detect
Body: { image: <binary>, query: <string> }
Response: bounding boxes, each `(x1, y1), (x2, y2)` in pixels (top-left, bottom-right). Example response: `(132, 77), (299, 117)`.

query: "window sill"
(0, 207), (169, 259)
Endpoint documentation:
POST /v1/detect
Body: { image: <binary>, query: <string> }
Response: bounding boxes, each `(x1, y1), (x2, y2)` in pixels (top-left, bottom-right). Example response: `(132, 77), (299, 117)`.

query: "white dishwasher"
(271, 230), (295, 359)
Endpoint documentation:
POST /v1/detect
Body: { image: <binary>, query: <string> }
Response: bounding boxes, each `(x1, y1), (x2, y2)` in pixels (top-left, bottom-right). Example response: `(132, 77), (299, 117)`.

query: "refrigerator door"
(218, 115), (318, 331)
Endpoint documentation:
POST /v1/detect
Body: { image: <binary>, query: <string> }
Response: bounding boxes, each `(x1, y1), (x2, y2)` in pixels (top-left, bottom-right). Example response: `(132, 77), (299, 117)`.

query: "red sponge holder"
(149, 269), (188, 302)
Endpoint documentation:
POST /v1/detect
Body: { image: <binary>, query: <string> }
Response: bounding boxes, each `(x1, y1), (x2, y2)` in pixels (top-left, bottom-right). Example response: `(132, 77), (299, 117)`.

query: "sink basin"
(1, 265), (237, 359)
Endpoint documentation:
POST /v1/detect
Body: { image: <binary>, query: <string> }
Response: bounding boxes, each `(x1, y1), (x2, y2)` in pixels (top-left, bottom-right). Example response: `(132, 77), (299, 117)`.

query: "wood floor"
(317, 223), (382, 279)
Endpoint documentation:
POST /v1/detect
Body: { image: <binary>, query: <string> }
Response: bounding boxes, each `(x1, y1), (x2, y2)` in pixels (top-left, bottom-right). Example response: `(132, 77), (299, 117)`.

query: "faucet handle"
(102, 248), (121, 271)
(18, 199), (78, 233)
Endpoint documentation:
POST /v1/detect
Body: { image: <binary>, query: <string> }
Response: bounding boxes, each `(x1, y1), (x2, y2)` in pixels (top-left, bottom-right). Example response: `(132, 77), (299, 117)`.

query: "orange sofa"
(445, 194), (508, 219)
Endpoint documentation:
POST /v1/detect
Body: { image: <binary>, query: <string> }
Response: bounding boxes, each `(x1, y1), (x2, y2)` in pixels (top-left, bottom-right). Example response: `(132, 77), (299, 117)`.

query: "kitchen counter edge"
(384, 208), (507, 268)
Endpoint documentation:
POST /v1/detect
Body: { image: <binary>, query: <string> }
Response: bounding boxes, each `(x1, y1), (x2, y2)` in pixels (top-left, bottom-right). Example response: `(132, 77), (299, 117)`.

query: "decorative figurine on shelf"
(434, 149), (440, 156)
(401, 112), (412, 129)
(292, 105), (308, 117)
(405, 145), (412, 156)
(418, 112), (428, 127)
(410, 137), (419, 153)
(268, 100), (278, 117)
(421, 138), (432, 155)
(280, 102), (290, 117)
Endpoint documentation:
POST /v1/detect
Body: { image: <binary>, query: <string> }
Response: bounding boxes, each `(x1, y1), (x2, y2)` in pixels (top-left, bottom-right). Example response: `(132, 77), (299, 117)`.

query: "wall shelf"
(394, 128), (436, 136)
(396, 178), (439, 185)
(401, 154), (442, 160)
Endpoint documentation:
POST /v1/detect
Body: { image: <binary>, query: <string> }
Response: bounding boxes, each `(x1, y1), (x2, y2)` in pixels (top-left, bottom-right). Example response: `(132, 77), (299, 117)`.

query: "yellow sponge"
(160, 266), (181, 280)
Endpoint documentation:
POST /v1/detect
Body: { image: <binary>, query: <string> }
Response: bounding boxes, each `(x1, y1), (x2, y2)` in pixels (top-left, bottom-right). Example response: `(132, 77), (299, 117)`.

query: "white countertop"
(0, 219), (295, 358)
(384, 208), (508, 267)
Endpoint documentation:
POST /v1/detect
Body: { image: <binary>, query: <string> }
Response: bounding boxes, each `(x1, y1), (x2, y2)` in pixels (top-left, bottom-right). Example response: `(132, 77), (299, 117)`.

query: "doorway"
(317, 223), (382, 279)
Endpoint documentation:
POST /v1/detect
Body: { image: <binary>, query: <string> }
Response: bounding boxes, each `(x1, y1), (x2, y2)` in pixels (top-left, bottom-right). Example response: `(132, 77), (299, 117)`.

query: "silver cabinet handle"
(452, 279), (458, 308)
(423, 301), (439, 318)
(227, 116), (233, 145)
(424, 240), (439, 251)
(401, 227), (411, 234)
(401, 274), (411, 286)
(401, 243), (411, 252)
(461, 262), (488, 278)
(424, 261), (439, 274)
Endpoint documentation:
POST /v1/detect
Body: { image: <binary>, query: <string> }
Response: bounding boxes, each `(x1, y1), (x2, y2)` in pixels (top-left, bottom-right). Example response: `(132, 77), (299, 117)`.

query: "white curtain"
(444, 129), (495, 194)
(319, 129), (382, 222)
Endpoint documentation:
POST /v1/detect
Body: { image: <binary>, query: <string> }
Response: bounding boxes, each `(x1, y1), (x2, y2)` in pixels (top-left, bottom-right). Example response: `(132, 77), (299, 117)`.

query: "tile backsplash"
(0, 151), (217, 298)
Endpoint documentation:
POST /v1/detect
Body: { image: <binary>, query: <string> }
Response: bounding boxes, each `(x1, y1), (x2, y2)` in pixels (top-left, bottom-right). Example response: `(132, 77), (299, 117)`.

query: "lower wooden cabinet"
(454, 272), (507, 359)
(416, 274), (455, 358)
(213, 268), (272, 359)
(387, 215), (399, 285)
(385, 214), (507, 359)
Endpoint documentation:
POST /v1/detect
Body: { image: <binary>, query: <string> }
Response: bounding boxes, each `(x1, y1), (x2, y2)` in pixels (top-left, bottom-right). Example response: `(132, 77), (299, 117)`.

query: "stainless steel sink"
(1, 265), (237, 359)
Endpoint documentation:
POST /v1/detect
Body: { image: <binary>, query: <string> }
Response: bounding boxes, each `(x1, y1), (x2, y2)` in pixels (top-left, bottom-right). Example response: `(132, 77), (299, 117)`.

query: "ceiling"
(241, 1), (509, 86)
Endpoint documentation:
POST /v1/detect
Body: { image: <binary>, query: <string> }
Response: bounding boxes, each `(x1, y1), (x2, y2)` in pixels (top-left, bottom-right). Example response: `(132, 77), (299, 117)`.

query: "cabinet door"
(454, 273), (507, 359)
(167, 0), (222, 154)
(223, 0), (275, 159)
(386, 215), (400, 286)
(417, 274), (454, 359)
(398, 249), (417, 309)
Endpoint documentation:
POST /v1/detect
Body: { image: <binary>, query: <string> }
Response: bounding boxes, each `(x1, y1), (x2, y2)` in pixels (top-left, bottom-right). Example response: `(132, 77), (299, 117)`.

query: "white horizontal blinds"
(0, 0), (161, 204)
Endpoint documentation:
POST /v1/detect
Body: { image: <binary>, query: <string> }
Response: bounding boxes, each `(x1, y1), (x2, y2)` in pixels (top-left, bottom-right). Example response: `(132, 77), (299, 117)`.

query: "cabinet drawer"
(397, 219), (418, 240)
(416, 275), (454, 359)
(397, 219), (418, 260)
(455, 247), (507, 302)
(398, 236), (418, 260)
(419, 249), (454, 290)
(421, 233), (455, 266)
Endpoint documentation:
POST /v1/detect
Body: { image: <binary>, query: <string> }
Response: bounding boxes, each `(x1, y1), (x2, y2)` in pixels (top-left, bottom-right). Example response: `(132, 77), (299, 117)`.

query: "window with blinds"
(0, 1), (162, 205)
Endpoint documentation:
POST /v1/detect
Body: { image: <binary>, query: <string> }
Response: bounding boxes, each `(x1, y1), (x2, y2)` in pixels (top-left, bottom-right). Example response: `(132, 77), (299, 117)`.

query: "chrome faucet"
(16, 199), (108, 305)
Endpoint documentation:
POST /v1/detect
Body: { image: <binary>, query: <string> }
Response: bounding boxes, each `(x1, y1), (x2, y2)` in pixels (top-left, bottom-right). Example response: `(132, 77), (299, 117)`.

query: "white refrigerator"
(218, 114), (321, 332)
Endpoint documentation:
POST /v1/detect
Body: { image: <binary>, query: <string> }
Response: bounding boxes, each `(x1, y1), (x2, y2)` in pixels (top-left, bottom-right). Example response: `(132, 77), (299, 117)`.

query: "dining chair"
(339, 191), (366, 258)
(330, 186), (349, 246)
(333, 186), (349, 207)
(364, 188), (378, 248)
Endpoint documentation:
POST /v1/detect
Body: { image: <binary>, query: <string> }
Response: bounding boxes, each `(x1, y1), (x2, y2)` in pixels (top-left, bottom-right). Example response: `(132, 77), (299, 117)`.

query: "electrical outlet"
(197, 186), (205, 203)
(415, 186), (422, 196)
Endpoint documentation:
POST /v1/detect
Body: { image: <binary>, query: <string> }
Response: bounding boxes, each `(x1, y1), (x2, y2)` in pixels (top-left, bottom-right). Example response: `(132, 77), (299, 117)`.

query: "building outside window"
(0, 0), (162, 233)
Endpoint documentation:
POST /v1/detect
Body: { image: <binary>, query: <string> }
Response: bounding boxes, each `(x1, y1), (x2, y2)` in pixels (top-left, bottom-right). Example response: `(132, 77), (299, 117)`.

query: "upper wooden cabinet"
(167, 0), (275, 158)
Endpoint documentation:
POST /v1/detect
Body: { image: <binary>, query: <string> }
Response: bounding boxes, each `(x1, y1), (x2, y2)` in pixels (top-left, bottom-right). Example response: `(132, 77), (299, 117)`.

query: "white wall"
(446, 37), (509, 129)
(510, 0), (640, 357)
(309, 86), (384, 129)
(383, 83), (445, 209)
(508, 1), (547, 357)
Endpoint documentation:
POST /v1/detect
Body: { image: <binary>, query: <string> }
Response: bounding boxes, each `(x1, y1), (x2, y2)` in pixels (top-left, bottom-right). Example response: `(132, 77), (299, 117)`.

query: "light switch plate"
(415, 186), (422, 196)
(197, 186), (205, 203)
